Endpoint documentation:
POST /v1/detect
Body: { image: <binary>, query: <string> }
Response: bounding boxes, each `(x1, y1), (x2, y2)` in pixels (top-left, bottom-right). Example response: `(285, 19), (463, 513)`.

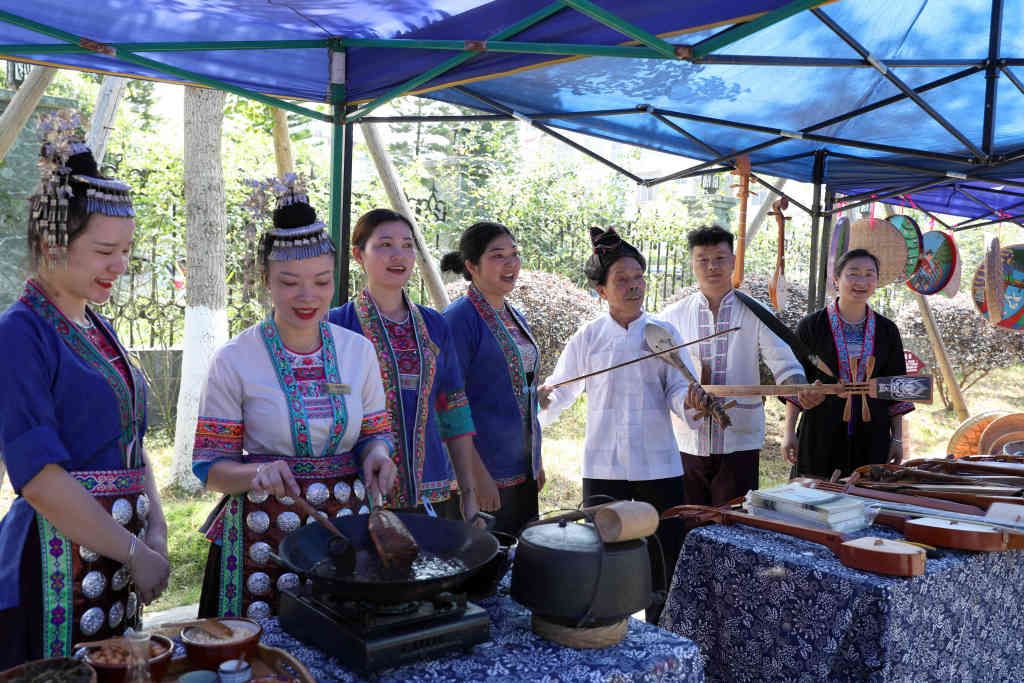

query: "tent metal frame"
(0, 0), (1021, 308)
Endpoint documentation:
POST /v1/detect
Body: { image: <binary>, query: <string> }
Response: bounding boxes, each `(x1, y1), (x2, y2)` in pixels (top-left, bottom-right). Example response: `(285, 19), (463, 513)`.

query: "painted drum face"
(248, 541), (272, 566)
(276, 572), (300, 592)
(333, 481), (351, 503)
(108, 601), (124, 629)
(247, 489), (269, 504)
(246, 511), (270, 534)
(306, 482), (329, 507)
(136, 493), (150, 521)
(111, 498), (134, 526)
(908, 230), (957, 295)
(246, 601), (270, 620)
(246, 572), (271, 596)
(80, 606), (105, 636)
(972, 245), (1024, 330)
(112, 565), (131, 592)
(82, 571), (107, 600)
(276, 511), (300, 534)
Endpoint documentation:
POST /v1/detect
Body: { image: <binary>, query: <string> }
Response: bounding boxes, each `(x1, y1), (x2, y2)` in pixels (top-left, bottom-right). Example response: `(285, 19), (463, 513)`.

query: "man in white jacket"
(660, 225), (806, 506)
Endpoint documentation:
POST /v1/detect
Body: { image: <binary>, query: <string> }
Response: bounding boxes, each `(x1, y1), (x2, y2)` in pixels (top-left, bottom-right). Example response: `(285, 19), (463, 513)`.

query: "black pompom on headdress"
(251, 174), (335, 262)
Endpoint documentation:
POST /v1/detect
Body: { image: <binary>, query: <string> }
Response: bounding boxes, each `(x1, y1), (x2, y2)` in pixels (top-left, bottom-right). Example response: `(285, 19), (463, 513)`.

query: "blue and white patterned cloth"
(660, 524), (1024, 682)
(259, 587), (704, 682)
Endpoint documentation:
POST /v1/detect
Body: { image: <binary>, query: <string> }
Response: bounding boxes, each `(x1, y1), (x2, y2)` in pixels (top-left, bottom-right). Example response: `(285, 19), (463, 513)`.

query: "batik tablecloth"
(660, 524), (1024, 682)
(259, 586), (704, 682)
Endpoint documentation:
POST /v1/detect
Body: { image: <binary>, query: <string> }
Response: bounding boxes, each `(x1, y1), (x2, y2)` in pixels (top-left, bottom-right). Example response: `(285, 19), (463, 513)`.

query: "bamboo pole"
(271, 107), (295, 178)
(0, 65), (56, 162)
(915, 292), (969, 421)
(360, 122), (449, 309)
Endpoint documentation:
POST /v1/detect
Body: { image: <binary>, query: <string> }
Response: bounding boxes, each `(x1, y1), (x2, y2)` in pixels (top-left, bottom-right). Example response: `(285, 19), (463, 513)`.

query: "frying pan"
(277, 512), (498, 604)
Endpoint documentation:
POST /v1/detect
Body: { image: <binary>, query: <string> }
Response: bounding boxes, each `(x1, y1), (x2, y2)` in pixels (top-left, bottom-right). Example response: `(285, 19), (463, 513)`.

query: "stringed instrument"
(731, 155), (753, 289)
(903, 458), (1024, 477)
(662, 504), (925, 576)
(768, 197), (789, 312)
(702, 371), (933, 410)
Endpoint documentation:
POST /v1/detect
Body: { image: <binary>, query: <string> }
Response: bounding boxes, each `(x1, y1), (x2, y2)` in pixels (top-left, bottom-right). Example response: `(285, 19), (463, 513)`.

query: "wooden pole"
(86, 76), (127, 165)
(270, 106), (295, 178)
(360, 121), (449, 309)
(0, 65), (57, 162)
(915, 292), (969, 421)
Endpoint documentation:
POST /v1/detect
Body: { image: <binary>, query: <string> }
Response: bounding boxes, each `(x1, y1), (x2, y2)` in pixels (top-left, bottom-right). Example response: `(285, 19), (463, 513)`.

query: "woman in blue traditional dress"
(441, 222), (544, 535)
(0, 120), (170, 669)
(328, 209), (481, 522)
(193, 183), (396, 619)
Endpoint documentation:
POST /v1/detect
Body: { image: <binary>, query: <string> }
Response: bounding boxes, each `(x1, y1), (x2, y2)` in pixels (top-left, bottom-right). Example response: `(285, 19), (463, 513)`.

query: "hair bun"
(273, 202), (318, 229)
(440, 251), (466, 274)
(65, 147), (101, 178)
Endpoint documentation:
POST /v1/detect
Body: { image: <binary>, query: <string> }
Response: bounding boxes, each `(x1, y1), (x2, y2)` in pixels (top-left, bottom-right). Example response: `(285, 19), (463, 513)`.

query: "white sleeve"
(758, 319), (805, 384)
(656, 320), (703, 429)
(539, 329), (586, 428)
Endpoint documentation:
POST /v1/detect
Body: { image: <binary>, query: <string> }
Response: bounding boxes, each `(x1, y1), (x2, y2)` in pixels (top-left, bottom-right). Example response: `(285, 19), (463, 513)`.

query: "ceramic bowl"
(180, 618), (262, 670)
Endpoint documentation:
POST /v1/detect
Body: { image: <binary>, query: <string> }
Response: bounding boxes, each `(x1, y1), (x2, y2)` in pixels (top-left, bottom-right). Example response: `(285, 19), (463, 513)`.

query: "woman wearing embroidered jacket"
(0, 125), (169, 668)
(193, 184), (395, 620)
(441, 222), (544, 535)
(329, 209), (480, 522)
(782, 249), (913, 478)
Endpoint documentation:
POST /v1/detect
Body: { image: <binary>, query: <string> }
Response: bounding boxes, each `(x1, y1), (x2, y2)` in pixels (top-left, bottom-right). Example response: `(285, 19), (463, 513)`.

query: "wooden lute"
(731, 155), (753, 289)
(768, 197), (789, 312)
(701, 373), (933, 403)
(662, 504), (925, 577)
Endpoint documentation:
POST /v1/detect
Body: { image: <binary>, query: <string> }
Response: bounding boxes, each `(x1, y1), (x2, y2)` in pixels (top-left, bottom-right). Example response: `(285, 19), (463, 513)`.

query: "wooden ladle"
(292, 496), (356, 573)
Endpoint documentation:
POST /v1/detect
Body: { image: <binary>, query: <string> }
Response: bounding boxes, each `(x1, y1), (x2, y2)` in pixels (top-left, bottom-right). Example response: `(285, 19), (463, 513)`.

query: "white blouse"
(540, 312), (699, 481)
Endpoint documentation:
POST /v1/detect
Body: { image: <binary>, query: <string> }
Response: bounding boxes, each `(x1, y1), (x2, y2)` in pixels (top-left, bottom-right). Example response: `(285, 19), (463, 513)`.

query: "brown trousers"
(681, 449), (760, 506)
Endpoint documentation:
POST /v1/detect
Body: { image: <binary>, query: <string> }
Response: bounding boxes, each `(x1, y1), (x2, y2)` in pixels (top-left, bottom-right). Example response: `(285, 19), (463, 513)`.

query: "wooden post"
(271, 106), (295, 178)
(914, 292), (969, 421)
(86, 76), (127, 164)
(0, 65), (57, 162)
(360, 121), (449, 309)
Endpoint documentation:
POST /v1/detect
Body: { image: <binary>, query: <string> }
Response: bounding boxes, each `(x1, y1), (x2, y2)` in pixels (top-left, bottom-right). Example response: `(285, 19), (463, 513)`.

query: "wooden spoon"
(292, 496), (356, 573)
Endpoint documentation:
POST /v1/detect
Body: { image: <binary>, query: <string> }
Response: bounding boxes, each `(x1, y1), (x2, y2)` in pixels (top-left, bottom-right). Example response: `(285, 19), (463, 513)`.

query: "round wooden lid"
(847, 218), (908, 287)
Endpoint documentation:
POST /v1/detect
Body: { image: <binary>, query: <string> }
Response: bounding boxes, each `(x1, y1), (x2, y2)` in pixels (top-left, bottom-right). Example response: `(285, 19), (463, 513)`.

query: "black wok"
(277, 512), (499, 604)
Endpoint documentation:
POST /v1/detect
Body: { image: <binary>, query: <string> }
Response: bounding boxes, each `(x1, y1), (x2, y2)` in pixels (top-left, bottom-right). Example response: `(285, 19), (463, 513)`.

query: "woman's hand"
(888, 439), (904, 465)
(796, 381), (826, 410)
(474, 466), (501, 512)
(782, 432), (799, 464)
(130, 541), (170, 605)
(250, 460), (301, 499)
(538, 385), (554, 410)
(362, 447), (397, 502)
(144, 522), (168, 561)
(460, 490), (485, 529)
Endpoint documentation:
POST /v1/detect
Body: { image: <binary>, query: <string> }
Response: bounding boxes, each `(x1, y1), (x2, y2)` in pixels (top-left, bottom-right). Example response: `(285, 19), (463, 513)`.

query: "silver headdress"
(248, 173), (335, 262)
(31, 109), (134, 261)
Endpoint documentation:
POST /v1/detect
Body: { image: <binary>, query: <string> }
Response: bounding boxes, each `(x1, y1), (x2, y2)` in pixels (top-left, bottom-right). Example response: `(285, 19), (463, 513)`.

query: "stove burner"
(278, 586), (490, 673)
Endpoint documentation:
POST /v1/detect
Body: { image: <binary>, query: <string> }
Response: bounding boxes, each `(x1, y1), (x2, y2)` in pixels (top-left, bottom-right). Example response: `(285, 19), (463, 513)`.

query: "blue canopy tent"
(1, 0), (1021, 308)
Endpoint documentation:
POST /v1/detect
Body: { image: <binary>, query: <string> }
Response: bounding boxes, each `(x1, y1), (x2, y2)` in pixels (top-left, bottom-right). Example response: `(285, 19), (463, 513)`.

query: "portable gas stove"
(278, 586), (491, 673)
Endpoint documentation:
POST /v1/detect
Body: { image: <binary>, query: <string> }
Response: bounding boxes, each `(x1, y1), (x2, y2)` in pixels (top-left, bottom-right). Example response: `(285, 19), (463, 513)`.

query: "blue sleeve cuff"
(5, 424), (72, 493)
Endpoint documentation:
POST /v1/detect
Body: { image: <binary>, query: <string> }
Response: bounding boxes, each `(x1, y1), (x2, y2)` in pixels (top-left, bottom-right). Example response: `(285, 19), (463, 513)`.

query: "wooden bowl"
(83, 634), (173, 683)
(181, 618), (262, 670)
(0, 657), (96, 682)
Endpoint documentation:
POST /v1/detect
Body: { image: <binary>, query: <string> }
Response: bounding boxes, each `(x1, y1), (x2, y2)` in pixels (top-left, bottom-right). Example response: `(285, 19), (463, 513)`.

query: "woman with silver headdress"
(0, 113), (170, 668)
(192, 179), (396, 619)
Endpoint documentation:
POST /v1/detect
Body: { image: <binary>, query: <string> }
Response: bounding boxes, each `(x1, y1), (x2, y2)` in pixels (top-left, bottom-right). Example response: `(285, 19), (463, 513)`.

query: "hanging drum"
(847, 218), (908, 287)
(889, 214), (923, 278)
(971, 243), (1024, 330)
(907, 231), (958, 295)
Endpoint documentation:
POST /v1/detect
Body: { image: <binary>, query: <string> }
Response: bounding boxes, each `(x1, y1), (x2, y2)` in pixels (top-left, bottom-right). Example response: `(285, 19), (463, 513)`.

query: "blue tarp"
(2, 0), (1023, 223)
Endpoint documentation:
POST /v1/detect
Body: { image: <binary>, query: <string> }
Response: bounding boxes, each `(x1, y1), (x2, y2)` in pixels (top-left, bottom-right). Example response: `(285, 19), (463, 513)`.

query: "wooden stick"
(550, 326), (740, 389)
(862, 356), (875, 422)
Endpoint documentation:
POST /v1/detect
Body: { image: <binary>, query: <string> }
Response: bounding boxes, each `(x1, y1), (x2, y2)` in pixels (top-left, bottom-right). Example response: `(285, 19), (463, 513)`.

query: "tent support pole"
(828, 179), (956, 213)
(328, 40), (349, 305)
(454, 86), (645, 183)
(690, 0), (825, 58)
(559, 0), (679, 59)
(813, 8), (985, 160)
(1002, 66), (1024, 95)
(348, 1), (565, 121)
(816, 188), (835, 309)
(806, 151), (824, 313)
(982, 0), (1004, 156)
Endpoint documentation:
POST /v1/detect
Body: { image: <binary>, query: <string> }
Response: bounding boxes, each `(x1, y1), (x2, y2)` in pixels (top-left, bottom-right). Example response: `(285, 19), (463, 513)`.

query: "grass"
(2, 363), (1024, 611)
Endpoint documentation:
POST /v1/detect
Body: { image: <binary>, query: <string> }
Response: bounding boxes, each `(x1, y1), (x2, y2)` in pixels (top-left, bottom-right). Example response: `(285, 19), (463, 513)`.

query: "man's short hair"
(687, 225), (734, 251)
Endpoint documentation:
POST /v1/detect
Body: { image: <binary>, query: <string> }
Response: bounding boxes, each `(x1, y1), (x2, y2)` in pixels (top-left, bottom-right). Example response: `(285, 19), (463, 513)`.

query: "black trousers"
(487, 478), (540, 536)
(582, 475), (685, 624)
(681, 449), (760, 507)
(0, 522), (43, 670)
